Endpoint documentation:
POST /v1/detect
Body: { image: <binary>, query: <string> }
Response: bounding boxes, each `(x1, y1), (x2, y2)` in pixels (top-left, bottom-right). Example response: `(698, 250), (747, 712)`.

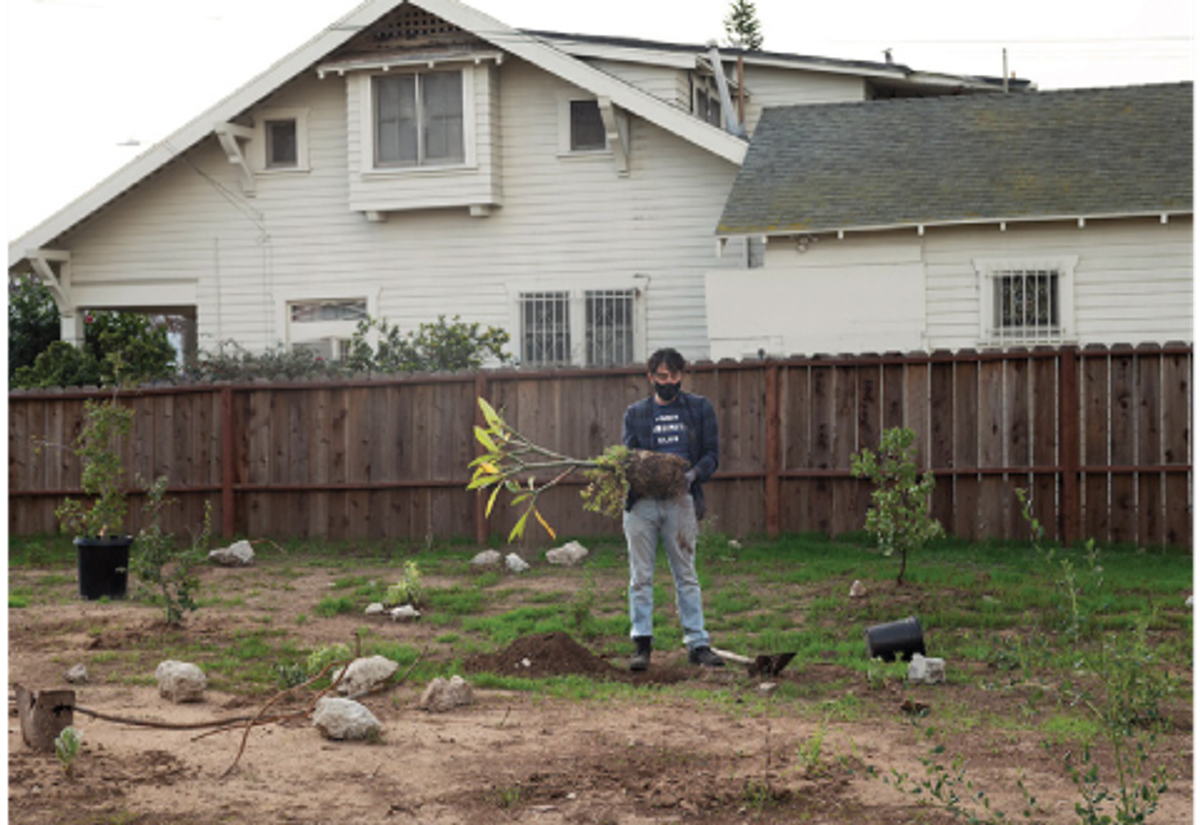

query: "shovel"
(711, 648), (796, 677)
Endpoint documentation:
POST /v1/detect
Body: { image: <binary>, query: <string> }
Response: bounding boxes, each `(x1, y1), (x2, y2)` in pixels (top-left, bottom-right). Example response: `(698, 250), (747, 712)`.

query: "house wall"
(739, 67), (865, 133)
(706, 217), (1194, 359)
(57, 56), (745, 362)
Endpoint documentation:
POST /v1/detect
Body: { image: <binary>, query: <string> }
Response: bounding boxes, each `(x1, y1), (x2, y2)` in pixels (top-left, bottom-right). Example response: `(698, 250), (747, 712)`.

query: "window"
(265, 119), (298, 168)
(517, 288), (641, 367)
(288, 299), (368, 361)
(696, 88), (722, 127)
(569, 100), (607, 151)
(520, 292), (571, 367)
(976, 257), (1076, 346)
(374, 71), (464, 167)
(253, 108), (309, 172)
(290, 300), (368, 323)
(585, 290), (635, 366)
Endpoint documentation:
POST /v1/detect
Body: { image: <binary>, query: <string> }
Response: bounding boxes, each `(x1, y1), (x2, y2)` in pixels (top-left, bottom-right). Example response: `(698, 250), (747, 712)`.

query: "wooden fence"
(8, 344), (1192, 548)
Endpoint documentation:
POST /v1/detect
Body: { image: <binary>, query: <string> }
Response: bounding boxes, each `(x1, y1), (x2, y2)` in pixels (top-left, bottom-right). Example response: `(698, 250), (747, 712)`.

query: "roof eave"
(717, 209), (1194, 239)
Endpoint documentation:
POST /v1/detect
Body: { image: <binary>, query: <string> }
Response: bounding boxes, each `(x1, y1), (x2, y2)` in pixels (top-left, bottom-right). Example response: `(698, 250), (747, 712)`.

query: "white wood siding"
(740, 68), (865, 134)
(55, 58), (742, 362)
(708, 218), (1192, 359)
(924, 219), (1193, 349)
(586, 59), (690, 111)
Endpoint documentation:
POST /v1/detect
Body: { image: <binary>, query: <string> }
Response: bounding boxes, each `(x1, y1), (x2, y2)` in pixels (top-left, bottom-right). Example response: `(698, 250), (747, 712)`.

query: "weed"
(385, 560), (425, 607)
(54, 727), (82, 775)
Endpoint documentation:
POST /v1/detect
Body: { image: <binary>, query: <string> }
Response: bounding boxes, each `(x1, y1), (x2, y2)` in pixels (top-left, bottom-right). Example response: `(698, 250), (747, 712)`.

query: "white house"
(7, 0), (1027, 367)
(710, 83), (1193, 359)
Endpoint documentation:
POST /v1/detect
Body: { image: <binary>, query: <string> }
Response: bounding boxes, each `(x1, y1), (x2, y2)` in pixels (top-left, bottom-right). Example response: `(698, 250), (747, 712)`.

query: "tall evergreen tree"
(724, 0), (764, 51)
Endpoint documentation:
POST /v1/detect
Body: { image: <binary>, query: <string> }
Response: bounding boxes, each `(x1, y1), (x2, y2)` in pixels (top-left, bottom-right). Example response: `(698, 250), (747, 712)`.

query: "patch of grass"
(314, 595), (358, 618)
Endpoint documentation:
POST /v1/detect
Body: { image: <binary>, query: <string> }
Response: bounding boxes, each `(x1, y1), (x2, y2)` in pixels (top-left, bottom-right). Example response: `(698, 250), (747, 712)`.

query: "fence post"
(1059, 347), (1080, 546)
(765, 361), (781, 538)
(221, 386), (235, 538)
(473, 373), (489, 547)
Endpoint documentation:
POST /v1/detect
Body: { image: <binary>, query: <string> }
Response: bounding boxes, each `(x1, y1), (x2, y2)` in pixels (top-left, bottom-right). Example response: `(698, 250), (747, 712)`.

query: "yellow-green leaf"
(474, 426), (498, 453)
(508, 509), (530, 542)
(478, 397), (501, 429)
(486, 484), (502, 518)
(467, 473), (501, 491)
(534, 509), (556, 540)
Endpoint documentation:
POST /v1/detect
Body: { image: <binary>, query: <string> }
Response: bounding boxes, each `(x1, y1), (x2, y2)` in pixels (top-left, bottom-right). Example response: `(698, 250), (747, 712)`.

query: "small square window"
(569, 100), (607, 152)
(265, 119), (298, 168)
(976, 256), (1076, 347)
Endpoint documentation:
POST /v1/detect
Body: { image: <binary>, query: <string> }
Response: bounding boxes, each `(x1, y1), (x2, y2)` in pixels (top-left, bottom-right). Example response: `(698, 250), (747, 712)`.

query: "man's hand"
(684, 468), (697, 488)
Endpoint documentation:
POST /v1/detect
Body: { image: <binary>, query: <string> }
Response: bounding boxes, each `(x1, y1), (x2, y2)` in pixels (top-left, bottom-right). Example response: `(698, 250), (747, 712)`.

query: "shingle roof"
(717, 83), (1193, 236)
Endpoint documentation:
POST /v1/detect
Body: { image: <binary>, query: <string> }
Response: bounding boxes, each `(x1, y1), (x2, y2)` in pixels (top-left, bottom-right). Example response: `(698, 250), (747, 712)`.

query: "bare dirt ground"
(8, 561), (1193, 825)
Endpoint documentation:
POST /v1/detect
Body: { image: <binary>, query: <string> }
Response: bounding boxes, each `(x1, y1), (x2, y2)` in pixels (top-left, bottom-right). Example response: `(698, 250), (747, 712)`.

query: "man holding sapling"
(622, 348), (724, 671)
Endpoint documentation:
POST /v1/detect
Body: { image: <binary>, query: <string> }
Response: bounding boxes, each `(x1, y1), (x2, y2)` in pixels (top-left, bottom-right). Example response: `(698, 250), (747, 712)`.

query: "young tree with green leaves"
(851, 426), (944, 584)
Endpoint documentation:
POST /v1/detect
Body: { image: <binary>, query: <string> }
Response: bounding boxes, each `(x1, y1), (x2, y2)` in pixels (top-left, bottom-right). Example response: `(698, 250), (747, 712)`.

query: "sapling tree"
(850, 426), (943, 584)
(468, 398), (688, 541)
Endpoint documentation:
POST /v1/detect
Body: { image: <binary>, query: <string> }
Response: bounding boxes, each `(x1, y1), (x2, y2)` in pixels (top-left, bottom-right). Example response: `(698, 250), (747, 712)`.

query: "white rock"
(390, 605), (421, 621)
(1187, 595), (1194, 608)
(545, 540), (589, 566)
(757, 682), (778, 694)
(728, 540), (743, 550)
(64, 664), (89, 684)
(505, 553), (530, 573)
(336, 655), (399, 696)
(471, 549), (503, 567)
(418, 675), (475, 713)
(907, 654), (946, 685)
(313, 697), (382, 741)
(156, 660), (207, 703)
(849, 580), (867, 598)
(208, 540), (255, 567)
(364, 603), (385, 616)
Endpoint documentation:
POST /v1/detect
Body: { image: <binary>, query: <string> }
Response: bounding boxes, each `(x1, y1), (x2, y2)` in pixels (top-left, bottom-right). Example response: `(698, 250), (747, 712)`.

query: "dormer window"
(374, 70), (465, 168)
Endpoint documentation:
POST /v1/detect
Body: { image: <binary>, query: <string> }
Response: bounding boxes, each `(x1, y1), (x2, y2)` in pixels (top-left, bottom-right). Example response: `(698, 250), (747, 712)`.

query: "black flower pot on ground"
(75, 536), (133, 600)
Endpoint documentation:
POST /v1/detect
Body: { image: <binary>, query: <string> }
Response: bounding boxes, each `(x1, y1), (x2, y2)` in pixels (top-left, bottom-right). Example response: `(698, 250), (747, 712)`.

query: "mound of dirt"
(464, 631), (619, 679)
(463, 632), (700, 686)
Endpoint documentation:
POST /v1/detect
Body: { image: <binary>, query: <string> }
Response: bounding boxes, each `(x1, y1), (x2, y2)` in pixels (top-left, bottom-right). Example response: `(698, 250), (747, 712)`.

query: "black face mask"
(654, 381), (682, 402)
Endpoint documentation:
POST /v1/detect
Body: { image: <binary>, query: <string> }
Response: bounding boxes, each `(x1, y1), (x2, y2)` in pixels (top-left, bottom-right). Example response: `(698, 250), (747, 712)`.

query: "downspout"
(706, 44), (747, 138)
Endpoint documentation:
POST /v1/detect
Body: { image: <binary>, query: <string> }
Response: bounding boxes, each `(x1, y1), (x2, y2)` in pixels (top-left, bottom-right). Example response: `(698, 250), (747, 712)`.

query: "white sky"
(4, 0), (1194, 241)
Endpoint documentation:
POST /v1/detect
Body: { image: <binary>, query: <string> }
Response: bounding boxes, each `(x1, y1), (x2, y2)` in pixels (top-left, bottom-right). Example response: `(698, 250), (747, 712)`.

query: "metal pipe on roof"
(706, 44), (747, 138)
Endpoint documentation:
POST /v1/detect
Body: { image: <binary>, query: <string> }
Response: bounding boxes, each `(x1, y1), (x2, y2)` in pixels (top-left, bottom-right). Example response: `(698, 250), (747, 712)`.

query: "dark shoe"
(630, 636), (653, 672)
(688, 646), (725, 668)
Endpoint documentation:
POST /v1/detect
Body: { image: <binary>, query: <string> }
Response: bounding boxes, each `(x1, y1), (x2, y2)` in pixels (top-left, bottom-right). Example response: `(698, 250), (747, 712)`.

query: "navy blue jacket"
(622, 391), (719, 518)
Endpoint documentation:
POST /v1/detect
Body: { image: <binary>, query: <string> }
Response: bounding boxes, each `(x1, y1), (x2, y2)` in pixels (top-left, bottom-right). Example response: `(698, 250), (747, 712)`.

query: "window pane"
(521, 292), (571, 366)
(375, 75), (418, 166)
(422, 72), (464, 164)
(570, 100), (606, 151)
(585, 290), (634, 366)
(291, 300), (368, 323)
(266, 120), (298, 168)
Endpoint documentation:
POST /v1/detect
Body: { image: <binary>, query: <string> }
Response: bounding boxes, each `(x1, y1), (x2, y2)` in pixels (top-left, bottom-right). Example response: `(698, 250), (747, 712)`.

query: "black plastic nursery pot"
(864, 615), (926, 662)
(75, 536), (133, 600)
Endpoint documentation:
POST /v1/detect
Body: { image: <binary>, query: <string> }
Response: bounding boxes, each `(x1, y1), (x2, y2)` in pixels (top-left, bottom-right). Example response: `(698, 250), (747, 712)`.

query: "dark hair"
(647, 348), (686, 374)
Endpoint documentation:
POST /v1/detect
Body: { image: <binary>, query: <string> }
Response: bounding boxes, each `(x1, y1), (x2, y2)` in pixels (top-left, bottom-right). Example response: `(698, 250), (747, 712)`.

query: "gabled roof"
(527, 30), (1032, 95)
(10, 0), (749, 270)
(718, 82), (1194, 237)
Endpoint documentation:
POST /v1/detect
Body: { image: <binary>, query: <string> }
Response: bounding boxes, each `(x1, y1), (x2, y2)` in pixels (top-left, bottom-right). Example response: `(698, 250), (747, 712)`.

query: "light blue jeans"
(624, 495), (710, 650)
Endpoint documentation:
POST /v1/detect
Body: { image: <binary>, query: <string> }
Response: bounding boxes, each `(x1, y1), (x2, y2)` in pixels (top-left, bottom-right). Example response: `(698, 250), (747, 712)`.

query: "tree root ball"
(625, 450), (690, 499)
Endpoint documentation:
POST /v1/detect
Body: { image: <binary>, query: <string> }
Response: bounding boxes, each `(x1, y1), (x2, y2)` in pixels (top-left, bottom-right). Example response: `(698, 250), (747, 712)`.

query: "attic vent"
(370, 7), (466, 46)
